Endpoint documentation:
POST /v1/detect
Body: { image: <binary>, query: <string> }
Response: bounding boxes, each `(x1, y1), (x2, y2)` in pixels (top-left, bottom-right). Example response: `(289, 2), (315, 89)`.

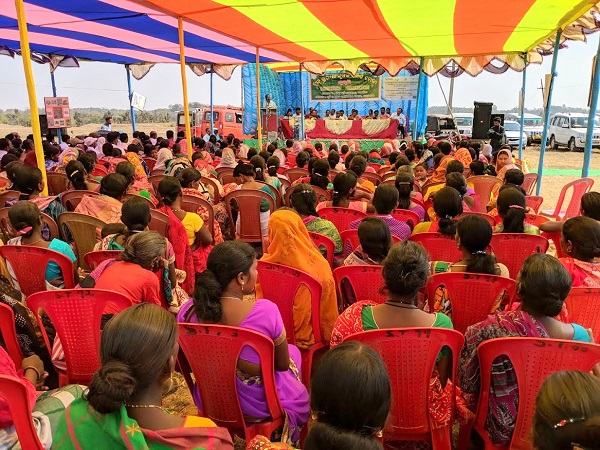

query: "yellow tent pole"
(256, 47), (262, 151)
(14, 0), (47, 196)
(177, 16), (193, 159)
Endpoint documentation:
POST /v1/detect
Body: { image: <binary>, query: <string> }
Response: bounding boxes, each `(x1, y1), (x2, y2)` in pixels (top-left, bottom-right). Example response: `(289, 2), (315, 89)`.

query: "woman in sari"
(494, 147), (518, 181)
(54, 303), (233, 449)
(316, 172), (375, 214)
(343, 217), (392, 266)
(124, 144), (149, 178)
(165, 156), (192, 178)
(395, 171), (426, 220)
(115, 161), (155, 204)
(494, 187), (540, 235)
(559, 216), (600, 287)
(459, 254), (592, 446)
(453, 140), (473, 167)
(10, 164), (66, 223)
(74, 173), (129, 224)
(413, 187), (463, 234)
(260, 210), (338, 349)
(429, 141), (454, 184)
(179, 241), (309, 445)
(154, 146), (173, 172)
(215, 148), (237, 169)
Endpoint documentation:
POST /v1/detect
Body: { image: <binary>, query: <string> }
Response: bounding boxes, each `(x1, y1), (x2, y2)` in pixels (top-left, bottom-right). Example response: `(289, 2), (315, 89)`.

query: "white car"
(548, 112), (600, 151)
(502, 120), (528, 148)
(453, 113), (473, 138)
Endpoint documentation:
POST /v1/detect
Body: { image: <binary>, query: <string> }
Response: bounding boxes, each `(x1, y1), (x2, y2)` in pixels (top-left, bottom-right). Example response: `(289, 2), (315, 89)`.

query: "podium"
(260, 108), (279, 140)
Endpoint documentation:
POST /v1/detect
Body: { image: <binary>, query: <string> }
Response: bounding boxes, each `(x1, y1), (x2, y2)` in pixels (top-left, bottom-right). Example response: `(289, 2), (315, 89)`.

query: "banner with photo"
(310, 72), (380, 101)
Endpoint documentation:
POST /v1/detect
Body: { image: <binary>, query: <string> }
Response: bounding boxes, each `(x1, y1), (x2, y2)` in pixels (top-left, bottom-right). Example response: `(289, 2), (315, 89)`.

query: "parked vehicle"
(506, 113), (543, 145)
(548, 112), (600, 151)
(453, 113), (473, 138)
(426, 114), (457, 136)
(503, 120), (528, 148)
(177, 106), (247, 139)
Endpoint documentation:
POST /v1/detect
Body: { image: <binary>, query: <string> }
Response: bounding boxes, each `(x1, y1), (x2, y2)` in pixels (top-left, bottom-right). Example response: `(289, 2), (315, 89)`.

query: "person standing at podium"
(264, 94), (277, 110)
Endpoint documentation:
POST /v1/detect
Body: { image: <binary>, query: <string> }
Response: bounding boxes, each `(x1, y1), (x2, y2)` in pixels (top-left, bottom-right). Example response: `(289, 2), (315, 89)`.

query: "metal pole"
(177, 17), (193, 159)
(50, 68), (62, 145)
(299, 63), (305, 140)
(412, 57), (425, 141)
(537, 30), (561, 195)
(448, 61), (455, 115)
(256, 48), (262, 151)
(125, 65), (137, 133)
(518, 53), (527, 160)
(15, 0), (47, 195)
(210, 63), (214, 137)
(583, 40), (600, 178)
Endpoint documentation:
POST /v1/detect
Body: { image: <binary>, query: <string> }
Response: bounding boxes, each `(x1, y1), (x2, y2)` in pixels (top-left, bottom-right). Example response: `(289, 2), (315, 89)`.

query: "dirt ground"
(2, 123), (598, 210)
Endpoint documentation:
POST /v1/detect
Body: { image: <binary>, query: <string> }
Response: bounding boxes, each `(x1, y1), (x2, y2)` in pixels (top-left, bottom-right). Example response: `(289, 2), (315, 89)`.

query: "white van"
(548, 112), (600, 151)
(453, 113), (473, 138)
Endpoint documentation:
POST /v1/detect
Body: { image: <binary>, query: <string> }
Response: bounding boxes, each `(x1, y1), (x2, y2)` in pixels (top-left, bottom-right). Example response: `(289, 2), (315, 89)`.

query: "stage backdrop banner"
(310, 72), (380, 101)
(382, 77), (418, 100)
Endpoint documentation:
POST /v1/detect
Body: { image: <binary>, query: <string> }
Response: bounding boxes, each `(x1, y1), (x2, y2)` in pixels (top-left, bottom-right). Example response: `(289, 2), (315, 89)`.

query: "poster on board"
(382, 77), (419, 100)
(131, 92), (147, 111)
(44, 97), (71, 128)
(310, 72), (381, 101)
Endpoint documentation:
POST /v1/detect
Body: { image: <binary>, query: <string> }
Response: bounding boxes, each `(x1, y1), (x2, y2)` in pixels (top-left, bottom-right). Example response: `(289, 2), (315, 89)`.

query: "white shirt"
(59, 142), (68, 151)
(264, 100), (277, 110)
(100, 123), (112, 132)
(391, 113), (407, 126)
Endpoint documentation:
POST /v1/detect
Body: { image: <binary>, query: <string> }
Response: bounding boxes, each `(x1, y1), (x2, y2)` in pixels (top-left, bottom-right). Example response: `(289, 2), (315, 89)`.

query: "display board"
(382, 77), (418, 100)
(310, 72), (380, 101)
(44, 97), (71, 128)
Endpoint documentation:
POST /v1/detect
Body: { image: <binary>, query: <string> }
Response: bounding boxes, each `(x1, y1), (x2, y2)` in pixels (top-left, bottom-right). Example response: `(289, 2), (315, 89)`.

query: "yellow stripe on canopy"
(378, 0), (457, 57)
(504, 0), (593, 52)
(212, 0), (367, 60)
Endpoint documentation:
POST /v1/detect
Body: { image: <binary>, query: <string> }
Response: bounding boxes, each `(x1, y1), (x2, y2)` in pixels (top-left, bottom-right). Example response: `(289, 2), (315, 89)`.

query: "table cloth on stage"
(280, 118), (399, 140)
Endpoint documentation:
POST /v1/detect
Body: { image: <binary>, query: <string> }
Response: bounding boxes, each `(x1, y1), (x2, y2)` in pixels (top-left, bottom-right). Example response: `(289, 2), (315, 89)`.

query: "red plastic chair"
(308, 231), (336, 268)
(46, 173), (69, 195)
(521, 173), (538, 196)
(541, 230), (567, 258)
(122, 193), (156, 209)
(142, 157), (156, 171)
(217, 171), (236, 186)
(150, 168), (165, 177)
(177, 323), (286, 443)
(391, 209), (421, 230)
(201, 177), (221, 204)
(318, 207), (367, 234)
(148, 209), (170, 237)
(0, 207), (59, 243)
(343, 328), (464, 448)
(83, 250), (121, 270)
(61, 190), (100, 211)
(524, 213), (550, 229)
(0, 190), (20, 208)
(489, 234), (549, 279)
(333, 265), (386, 312)
(368, 163), (383, 173)
(149, 174), (165, 196)
(283, 168), (309, 184)
(90, 164), (108, 178)
(256, 261), (325, 385)
(525, 195), (543, 214)
(564, 287), (600, 342)
(181, 194), (215, 238)
(362, 172), (382, 186)
(0, 303), (24, 366)
(460, 338), (600, 450)
(0, 245), (75, 297)
(224, 189), (275, 244)
(410, 233), (463, 263)
(469, 176), (502, 211)
(28, 289), (132, 386)
(541, 177), (594, 220)
(456, 212), (496, 227)
(425, 273), (516, 334)
(0, 375), (44, 449)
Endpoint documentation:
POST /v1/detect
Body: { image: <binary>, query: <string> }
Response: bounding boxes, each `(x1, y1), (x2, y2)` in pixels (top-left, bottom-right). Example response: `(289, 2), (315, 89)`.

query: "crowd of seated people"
(0, 127), (599, 449)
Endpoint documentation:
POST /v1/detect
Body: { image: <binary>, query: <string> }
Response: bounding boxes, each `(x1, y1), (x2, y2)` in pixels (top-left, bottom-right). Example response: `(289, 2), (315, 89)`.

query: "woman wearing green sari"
(53, 303), (233, 449)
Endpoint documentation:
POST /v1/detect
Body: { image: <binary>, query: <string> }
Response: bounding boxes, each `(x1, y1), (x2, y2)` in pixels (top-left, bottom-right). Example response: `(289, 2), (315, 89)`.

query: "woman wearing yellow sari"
(260, 210), (338, 349)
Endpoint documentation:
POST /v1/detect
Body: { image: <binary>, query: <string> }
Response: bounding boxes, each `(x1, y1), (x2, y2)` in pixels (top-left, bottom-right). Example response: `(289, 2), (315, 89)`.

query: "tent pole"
(582, 38), (600, 178)
(412, 57), (425, 141)
(537, 30), (561, 196)
(15, 0), (47, 196)
(518, 53), (527, 160)
(256, 48), (262, 151)
(125, 65), (137, 133)
(299, 63), (304, 140)
(177, 17), (193, 159)
(210, 64), (214, 137)
(50, 68), (62, 145)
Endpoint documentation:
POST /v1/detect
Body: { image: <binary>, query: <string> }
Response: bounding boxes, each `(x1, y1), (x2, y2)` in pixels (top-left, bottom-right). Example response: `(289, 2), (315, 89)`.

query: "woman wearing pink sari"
(559, 216), (600, 287)
(494, 147), (518, 181)
(75, 173), (128, 223)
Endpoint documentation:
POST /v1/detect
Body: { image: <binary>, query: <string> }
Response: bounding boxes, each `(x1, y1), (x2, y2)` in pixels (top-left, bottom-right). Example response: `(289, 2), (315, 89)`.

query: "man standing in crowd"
(392, 107), (407, 138)
(487, 116), (506, 151)
(100, 115), (112, 132)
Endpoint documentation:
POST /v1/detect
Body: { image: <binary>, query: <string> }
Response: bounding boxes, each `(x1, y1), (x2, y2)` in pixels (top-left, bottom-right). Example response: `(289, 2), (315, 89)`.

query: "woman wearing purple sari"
(178, 241), (309, 445)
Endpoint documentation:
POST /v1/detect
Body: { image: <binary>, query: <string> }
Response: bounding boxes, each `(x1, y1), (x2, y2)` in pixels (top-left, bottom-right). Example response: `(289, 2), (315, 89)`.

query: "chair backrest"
(0, 375), (44, 449)
(0, 245), (75, 297)
(333, 265), (386, 311)
(368, 163), (383, 173)
(178, 323), (285, 437)
(224, 189), (275, 242)
(521, 173), (538, 196)
(0, 303), (24, 366)
(541, 230), (567, 258)
(489, 233), (549, 279)
(201, 177), (221, 204)
(121, 193), (155, 209)
(469, 176), (502, 210)
(410, 232), (463, 263)
(378, 165), (393, 175)
(90, 165), (109, 178)
(142, 157), (156, 171)
(215, 167), (234, 176)
(425, 273), (516, 334)
(46, 173), (69, 195)
(0, 207), (59, 243)
(83, 250), (121, 270)
(318, 207), (368, 233)
(525, 213), (550, 229)
(456, 212), (496, 227)
(0, 190), (21, 209)
(181, 195), (214, 238)
(256, 261), (324, 347)
(61, 190), (100, 211)
(150, 168), (165, 177)
(57, 212), (106, 271)
(391, 209), (420, 230)
(525, 195), (543, 214)
(262, 183), (283, 208)
(551, 178), (594, 220)
(218, 172), (237, 186)
(342, 328), (464, 438)
(362, 172), (382, 186)
(475, 337), (600, 448)
(564, 287), (600, 342)
(308, 231), (335, 268)
(283, 168), (309, 184)
(148, 209), (170, 238)
(382, 172), (396, 181)
(420, 181), (445, 198)
(28, 289), (132, 385)
(148, 174), (165, 195)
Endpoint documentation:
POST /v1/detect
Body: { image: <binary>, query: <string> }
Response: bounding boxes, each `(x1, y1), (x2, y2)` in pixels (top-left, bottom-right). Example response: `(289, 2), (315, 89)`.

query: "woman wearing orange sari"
(124, 144), (149, 178)
(259, 210), (338, 350)
(429, 141), (454, 184)
(453, 140), (473, 167)
(74, 173), (128, 223)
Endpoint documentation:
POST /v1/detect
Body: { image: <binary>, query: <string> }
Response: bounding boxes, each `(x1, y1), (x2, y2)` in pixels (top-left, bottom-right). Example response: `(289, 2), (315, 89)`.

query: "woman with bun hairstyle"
(558, 216), (600, 287)
(495, 186), (540, 234)
(54, 303), (234, 449)
(65, 160), (97, 191)
(179, 241), (309, 444)
(459, 254), (592, 446)
(412, 186), (463, 234)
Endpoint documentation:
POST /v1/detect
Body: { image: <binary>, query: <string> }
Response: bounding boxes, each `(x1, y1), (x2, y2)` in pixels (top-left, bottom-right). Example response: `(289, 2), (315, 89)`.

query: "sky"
(0, 33), (598, 113)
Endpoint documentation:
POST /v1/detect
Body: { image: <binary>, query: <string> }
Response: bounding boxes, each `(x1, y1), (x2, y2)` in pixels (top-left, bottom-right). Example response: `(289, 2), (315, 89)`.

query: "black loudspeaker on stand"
(472, 102), (493, 140)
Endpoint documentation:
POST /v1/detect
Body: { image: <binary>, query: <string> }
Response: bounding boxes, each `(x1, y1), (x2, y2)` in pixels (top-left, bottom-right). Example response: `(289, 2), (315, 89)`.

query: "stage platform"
(243, 138), (402, 152)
